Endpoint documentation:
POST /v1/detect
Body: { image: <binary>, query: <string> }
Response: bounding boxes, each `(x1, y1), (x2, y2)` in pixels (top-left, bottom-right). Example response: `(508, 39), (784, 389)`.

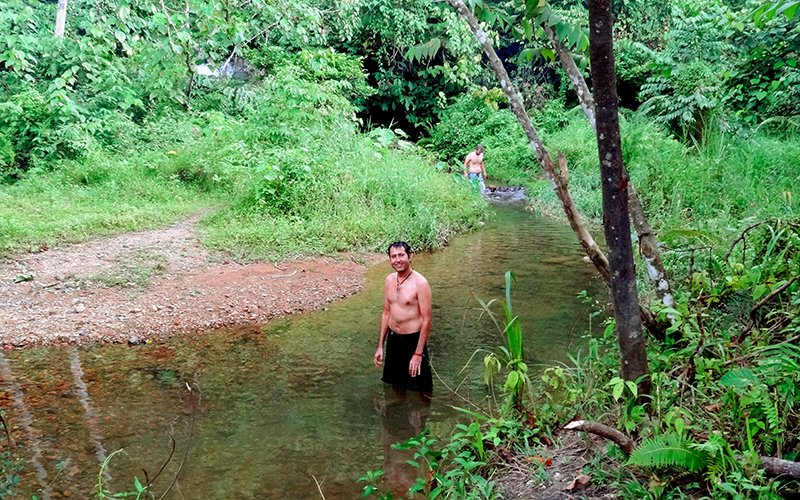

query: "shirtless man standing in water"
(463, 144), (487, 190)
(373, 241), (433, 394)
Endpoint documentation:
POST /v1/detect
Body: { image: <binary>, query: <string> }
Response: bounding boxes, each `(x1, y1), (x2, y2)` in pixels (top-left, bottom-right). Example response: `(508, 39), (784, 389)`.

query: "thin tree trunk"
(544, 25), (596, 130)
(629, 191), (674, 313)
(546, 22), (674, 316)
(185, 51), (196, 106)
(55, 0), (68, 38)
(588, 0), (649, 390)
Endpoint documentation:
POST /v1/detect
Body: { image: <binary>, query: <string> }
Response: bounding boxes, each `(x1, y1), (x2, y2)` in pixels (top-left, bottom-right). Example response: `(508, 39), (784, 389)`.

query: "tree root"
(563, 420), (634, 455)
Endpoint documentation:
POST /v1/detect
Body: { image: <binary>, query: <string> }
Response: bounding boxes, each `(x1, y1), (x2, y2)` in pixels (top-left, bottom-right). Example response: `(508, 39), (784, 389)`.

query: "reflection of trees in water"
(376, 386), (431, 497)
(0, 353), (53, 498)
(69, 349), (111, 484)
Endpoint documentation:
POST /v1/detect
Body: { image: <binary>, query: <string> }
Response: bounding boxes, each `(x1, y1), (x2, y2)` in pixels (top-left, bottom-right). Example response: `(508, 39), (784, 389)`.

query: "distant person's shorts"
(468, 173), (486, 190)
(382, 330), (433, 392)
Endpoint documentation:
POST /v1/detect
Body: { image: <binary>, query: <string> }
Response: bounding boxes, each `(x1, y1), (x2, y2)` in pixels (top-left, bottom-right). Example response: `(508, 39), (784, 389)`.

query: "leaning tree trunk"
(446, 0), (609, 278)
(544, 24), (596, 129)
(546, 23), (674, 318)
(588, 0), (650, 391)
(446, 0), (669, 336)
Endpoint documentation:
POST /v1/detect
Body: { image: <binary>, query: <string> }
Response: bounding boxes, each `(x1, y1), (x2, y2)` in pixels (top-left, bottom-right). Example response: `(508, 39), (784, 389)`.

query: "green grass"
(0, 154), (210, 256)
(201, 127), (485, 260)
(88, 249), (168, 288)
(524, 112), (800, 242)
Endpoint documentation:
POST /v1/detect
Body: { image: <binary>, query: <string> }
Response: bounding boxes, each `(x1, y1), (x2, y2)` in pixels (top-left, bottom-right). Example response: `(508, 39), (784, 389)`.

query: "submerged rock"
(484, 185), (528, 203)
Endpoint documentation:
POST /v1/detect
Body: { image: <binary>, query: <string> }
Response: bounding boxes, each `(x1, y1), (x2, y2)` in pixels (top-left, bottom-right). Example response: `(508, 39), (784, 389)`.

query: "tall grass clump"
(200, 69), (486, 259)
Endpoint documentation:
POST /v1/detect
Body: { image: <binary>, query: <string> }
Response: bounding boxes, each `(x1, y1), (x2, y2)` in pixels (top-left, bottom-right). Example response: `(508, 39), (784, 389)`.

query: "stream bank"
(0, 213), (382, 348)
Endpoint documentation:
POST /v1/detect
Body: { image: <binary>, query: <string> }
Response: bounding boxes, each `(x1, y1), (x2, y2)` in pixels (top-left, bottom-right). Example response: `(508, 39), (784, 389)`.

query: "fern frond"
(755, 391), (781, 431)
(759, 343), (800, 375)
(627, 433), (709, 472)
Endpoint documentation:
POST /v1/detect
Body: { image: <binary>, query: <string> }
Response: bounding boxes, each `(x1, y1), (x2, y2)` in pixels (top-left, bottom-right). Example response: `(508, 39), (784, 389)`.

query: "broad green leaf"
(610, 377), (624, 400)
(719, 368), (759, 389)
(784, 2), (799, 19)
(673, 417), (686, 435)
(625, 380), (638, 398)
(505, 370), (520, 391)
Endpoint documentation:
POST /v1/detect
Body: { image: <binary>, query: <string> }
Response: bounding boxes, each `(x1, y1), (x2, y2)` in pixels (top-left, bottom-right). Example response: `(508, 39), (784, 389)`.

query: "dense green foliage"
(614, 0), (800, 136)
(0, 0), (486, 258)
(0, 0), (327, 177)
(198, 69), (485, 258)
(2, 0), (800, 497)
(325, 0), (483, 129)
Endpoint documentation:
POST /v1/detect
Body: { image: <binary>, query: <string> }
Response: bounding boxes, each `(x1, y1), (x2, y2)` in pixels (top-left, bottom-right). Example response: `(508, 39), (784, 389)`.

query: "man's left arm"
(409, 279), (433, 376)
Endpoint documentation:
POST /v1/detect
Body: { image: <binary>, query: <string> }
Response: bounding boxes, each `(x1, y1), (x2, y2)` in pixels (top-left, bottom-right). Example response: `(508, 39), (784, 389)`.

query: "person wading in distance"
(463, 144), (487, 191)
(373, 241), (433, 397)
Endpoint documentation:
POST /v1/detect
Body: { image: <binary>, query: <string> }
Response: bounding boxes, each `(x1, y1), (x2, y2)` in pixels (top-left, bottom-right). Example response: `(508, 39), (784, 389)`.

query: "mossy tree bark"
(588, 0), (650, 391)
(55, 0), (68, 38)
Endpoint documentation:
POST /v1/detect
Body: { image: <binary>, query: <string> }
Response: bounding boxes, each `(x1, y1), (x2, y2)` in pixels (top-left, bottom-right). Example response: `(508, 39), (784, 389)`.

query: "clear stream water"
(1, 204), (604, 498)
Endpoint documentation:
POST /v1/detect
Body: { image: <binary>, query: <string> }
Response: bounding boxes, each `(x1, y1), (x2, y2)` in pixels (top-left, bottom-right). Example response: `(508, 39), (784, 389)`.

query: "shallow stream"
(1, 203), (603, 498)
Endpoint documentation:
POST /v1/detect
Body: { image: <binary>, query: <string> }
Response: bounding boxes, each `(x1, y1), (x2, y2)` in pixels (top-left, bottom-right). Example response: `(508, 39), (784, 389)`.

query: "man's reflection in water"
(375, 385), (431, 497)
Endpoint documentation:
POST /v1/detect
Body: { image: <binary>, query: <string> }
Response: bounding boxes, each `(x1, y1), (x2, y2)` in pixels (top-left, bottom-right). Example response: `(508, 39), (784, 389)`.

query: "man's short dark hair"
(387, 241), (412, 256)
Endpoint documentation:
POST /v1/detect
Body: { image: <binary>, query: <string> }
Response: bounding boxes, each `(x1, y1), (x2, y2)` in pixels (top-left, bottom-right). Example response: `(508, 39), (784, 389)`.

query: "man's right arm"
(374, 278), (391, 367)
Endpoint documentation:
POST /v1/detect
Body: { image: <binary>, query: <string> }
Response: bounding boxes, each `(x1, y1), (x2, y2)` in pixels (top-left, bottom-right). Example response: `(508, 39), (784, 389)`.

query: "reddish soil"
(0, 214), (383, 348)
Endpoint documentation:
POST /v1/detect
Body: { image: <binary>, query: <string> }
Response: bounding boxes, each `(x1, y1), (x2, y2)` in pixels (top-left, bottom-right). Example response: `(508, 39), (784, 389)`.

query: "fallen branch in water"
(157, 382), (199, 500)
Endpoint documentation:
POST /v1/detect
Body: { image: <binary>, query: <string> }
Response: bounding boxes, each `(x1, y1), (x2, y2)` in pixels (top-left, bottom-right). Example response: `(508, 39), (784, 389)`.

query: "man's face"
(389, 246), (411, 272)
(476, 147), (483, 154)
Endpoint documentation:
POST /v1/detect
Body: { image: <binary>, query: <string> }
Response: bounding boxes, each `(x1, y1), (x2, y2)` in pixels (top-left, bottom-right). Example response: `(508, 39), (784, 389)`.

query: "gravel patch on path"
(0, 215), (380, 348)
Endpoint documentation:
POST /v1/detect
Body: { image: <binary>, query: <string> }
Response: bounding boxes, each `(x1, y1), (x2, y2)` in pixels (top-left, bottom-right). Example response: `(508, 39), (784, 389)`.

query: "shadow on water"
(0, 204), (605, 498)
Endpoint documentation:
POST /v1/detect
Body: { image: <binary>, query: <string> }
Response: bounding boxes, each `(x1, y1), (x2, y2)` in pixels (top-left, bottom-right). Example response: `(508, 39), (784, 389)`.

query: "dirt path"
(0, 215), (381, 348)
